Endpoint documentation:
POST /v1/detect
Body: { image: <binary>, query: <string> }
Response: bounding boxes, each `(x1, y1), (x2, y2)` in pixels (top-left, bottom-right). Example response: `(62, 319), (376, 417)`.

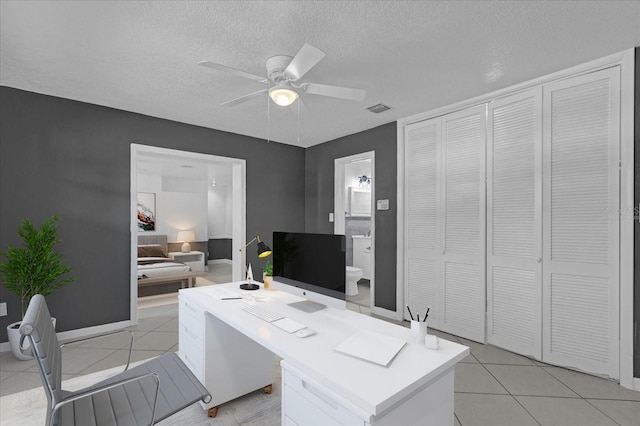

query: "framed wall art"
(137, 192), (156, 231)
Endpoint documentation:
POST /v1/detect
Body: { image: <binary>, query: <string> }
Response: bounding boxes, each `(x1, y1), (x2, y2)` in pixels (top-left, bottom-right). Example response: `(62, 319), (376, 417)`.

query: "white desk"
(178, 283), (469, 425)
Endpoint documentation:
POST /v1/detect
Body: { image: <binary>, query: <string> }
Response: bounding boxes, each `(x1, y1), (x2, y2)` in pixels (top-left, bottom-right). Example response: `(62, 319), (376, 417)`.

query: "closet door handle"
(440, 250), (445, 255)
(536, 257), (542, 263)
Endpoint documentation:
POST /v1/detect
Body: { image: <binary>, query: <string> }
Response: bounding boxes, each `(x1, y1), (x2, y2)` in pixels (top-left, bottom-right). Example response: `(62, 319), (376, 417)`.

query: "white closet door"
(542, 67), (620, 378)
(487, 88), (542, 358)
(441, 105), (486, 342)
(404, 118), (442, 327)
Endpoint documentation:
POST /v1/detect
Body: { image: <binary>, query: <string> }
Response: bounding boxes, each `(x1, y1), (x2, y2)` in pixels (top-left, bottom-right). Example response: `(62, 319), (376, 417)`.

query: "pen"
(221, 297), (242, 300)
(406, 305), (415, 321)
(423, 306), (430, 322)
(417, 314), (420, 322)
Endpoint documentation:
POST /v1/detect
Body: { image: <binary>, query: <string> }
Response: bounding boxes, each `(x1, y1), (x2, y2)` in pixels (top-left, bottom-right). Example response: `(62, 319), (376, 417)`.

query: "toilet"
(345, 266), (363, 296)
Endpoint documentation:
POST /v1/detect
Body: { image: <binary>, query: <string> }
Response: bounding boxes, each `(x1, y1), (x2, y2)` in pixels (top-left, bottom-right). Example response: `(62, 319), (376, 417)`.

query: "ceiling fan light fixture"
(269, 87), (298, 106)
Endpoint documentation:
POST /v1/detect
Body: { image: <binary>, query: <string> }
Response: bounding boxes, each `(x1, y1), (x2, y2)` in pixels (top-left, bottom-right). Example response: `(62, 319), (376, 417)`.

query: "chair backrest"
(19, 294), (63, 421)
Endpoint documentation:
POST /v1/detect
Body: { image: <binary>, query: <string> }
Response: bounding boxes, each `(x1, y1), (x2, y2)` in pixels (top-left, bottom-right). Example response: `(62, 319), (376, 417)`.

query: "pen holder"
(411, 320), (427, 345)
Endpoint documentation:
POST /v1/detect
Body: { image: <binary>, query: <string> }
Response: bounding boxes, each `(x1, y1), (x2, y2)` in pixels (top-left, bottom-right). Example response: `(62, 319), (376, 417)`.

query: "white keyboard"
(241, 304), (285, 323)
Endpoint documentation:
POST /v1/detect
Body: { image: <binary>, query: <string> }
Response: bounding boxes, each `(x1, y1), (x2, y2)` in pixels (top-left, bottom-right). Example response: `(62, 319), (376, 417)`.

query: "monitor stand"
(288, 300), (326, 313)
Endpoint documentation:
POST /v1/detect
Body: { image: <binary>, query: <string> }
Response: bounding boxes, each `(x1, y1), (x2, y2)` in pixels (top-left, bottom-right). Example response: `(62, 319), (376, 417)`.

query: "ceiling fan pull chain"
(297, 99), (300, 145)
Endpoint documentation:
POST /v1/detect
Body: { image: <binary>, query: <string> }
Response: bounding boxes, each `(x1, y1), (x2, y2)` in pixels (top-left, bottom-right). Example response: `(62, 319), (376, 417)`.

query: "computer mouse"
(295, 328), (316, 338)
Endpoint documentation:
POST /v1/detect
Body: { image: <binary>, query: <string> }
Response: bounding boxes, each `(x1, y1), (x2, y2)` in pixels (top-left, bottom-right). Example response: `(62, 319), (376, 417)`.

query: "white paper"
(334, 331), (406, 367)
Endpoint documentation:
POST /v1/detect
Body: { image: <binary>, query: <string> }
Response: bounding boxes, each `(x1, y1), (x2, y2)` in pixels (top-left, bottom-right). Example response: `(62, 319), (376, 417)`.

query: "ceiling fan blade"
(284, 43), (326, 81)
(220, 89), (268, 107)
(198, 61), (268, 83)
(303, 83), (366, 102)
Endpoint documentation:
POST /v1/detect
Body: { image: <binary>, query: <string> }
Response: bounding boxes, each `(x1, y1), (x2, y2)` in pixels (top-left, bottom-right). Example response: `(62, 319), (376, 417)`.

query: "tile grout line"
(476, 360), (542, 425)
(539, 368), (625, 425)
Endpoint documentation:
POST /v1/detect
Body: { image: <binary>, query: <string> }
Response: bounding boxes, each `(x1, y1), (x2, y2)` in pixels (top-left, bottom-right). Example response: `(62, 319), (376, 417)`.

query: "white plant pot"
(7, 317), (56, 361)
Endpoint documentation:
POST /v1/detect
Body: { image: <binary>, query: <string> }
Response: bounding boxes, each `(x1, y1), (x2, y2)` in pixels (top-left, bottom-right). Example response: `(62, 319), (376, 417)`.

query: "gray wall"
(0, 86), (305, 342)
(304, 122), (397, 310)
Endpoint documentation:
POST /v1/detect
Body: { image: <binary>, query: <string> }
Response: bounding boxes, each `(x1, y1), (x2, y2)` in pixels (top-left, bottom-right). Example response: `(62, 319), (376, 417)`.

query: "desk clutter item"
(272, 317), (306, 333)
(239, 282), (260, 290)
(241, 304), (285, 323)
(295, 328), (316, 338)
(410, 320), (427, 345)
(334, 330), (406, 367)
(204, 285), (243, 300)
(426, 334), (439, 350)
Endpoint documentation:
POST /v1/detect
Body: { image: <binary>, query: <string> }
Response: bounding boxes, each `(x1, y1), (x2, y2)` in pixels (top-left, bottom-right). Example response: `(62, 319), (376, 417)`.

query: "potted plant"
(262, 260), (273, 290)
(0, 216), (73, 360)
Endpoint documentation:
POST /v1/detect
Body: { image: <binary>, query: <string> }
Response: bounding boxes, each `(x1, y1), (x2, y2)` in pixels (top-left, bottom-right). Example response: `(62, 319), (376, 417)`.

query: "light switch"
(377, 199), (389, 210)
(0, 302), (7, 317)
(329, 213), (334, 222)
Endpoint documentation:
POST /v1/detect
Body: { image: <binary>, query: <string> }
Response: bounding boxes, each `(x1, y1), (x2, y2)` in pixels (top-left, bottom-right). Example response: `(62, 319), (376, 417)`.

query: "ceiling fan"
(198, 43), (367, 108)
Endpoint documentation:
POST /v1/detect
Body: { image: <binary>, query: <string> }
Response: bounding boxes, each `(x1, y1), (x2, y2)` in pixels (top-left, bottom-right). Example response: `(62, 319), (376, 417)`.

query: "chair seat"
(58, 353), (210, 426)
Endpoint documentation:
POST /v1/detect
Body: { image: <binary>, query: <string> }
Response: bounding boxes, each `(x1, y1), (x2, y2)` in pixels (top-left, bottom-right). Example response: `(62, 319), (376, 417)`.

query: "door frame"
(334, 151), (378, 315)
(130, 144), (246, 325)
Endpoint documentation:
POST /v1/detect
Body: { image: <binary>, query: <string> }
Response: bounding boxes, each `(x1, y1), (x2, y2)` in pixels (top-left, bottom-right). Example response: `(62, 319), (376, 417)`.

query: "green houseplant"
(0, 215), (73, 360)
(262, 260), (273, 290)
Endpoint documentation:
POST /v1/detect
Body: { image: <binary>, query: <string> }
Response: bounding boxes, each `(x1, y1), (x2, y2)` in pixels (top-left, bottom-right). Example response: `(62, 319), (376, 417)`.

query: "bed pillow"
(137, 244), (168, 258)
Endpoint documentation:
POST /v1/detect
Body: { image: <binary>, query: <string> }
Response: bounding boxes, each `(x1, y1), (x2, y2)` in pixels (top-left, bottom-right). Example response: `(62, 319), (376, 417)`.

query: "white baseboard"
(0, 320), (132, 353)
(209, 259), (232, 265)
(634, 377), (640, 392)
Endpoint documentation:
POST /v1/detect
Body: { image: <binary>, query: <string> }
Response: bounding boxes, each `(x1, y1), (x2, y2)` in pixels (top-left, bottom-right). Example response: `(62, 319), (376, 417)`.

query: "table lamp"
(177, 230), (196, 253)
(240, 235), (272, 290)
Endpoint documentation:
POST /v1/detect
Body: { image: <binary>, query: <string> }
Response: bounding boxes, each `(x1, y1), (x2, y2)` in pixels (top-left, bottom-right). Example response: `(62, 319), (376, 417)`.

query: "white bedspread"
(137, 257), (191, 278)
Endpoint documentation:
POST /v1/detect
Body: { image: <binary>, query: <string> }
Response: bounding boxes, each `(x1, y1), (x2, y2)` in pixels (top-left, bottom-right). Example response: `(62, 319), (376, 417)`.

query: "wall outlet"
(0, 302), (7, 317)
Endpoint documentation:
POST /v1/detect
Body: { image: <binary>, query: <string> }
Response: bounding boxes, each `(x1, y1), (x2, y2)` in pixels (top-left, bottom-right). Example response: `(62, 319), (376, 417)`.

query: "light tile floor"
(2, 265), (639, 425)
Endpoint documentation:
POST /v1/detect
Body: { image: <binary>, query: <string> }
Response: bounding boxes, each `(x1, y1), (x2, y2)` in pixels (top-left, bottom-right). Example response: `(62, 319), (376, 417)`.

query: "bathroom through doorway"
(334, 152), (375, 311)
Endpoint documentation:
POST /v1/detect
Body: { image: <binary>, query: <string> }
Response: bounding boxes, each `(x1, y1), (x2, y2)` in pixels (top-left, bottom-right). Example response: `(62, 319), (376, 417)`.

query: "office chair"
(19, 294), (211, 426)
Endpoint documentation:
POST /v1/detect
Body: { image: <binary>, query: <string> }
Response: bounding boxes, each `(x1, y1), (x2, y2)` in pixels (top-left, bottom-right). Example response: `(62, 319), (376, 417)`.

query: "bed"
(137, 235), (199, 296)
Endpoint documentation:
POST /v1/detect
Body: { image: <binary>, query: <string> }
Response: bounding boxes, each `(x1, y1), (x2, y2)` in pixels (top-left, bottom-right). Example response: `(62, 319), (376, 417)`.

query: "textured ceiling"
(1, 1), (639, 148)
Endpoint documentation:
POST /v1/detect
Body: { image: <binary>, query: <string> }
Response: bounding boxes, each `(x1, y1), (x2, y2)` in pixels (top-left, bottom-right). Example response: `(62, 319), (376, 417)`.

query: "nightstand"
(169, 251), (205, 272)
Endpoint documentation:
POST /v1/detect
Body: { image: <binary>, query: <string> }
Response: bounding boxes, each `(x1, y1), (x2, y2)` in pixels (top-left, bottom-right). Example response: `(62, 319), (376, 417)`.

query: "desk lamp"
(240, 235), (272, 290)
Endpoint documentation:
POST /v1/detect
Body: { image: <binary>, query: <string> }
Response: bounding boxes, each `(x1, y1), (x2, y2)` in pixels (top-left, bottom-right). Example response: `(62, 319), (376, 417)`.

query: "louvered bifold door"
(404, 118), (442, 328)
(440, 105), (487, 342)
(542, 67), (620, 379)
(487, 88), (542, 358)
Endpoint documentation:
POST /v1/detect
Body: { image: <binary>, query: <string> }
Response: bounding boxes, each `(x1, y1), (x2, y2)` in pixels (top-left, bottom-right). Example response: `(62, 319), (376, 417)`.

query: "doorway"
(334, 152), (375, 312)
(130, 144), (246, 325)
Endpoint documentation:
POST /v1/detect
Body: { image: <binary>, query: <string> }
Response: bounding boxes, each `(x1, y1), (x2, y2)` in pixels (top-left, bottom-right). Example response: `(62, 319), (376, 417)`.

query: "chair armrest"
(60, 330), (135, 370)
(50, 371), (160, 426)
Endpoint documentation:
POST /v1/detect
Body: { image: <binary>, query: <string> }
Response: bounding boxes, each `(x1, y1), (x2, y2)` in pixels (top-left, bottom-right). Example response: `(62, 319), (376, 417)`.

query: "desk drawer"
(179, 328), (204, 377)
(283, 369), (365, 426)
(179, 319), (204, 348)
(284, 386), (342, 426)
(179, 298), (204, 336)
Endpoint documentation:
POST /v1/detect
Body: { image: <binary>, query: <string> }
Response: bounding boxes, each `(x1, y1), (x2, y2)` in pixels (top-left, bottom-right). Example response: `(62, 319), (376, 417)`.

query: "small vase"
(263, 274), (273, 290)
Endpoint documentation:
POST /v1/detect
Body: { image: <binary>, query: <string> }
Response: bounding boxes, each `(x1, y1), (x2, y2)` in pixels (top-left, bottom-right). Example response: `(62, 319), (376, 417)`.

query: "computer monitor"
(272, 231), (346, 311)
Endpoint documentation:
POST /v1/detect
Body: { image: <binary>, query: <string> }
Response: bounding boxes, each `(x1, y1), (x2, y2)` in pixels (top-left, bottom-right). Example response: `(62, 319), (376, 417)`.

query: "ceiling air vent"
(365, 103), (391, 114)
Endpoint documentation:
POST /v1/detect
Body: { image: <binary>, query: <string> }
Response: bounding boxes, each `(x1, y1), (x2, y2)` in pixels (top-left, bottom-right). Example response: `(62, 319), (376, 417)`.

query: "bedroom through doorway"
(130, 144), (246, 325)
